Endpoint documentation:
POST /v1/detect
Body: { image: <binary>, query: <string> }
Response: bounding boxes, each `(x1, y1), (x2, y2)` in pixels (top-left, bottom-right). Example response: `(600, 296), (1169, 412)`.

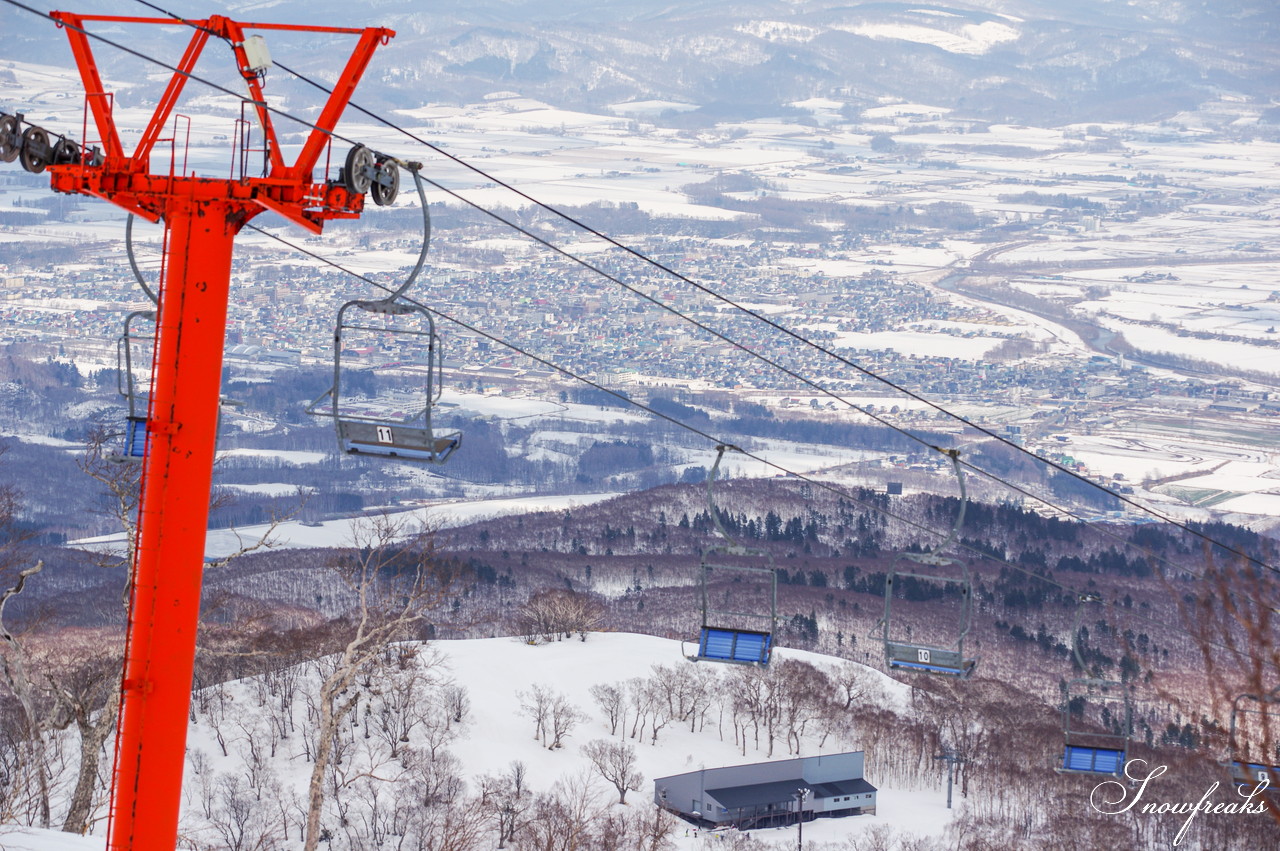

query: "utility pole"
(794, 787), (810, 850)
(19, 11), (395, 850)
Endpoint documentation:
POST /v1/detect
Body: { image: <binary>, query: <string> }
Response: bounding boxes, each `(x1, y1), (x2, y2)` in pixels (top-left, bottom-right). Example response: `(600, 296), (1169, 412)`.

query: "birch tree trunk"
(0, 562), (63, 829)
(61, 695), (120, 834)
(303, 674), (360, 851)
(300, 515), (457, 851)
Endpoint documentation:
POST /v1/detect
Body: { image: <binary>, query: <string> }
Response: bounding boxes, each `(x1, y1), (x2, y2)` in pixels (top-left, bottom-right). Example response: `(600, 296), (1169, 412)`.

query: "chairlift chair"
(109, 309), (156, 463)
(688, 446), (778, 666)
(309, 298), (461, 462)
(104, 215), (164, 463)
(110, 309), (238, 463)
(878, 449), (976, 677)
(1222, 686), (1280, 789)
(307, 156), (461, 463)
(1228, 761), (1280, 789)
(1060, 685), (1132, 776)
(1058, 593), (1131, 776)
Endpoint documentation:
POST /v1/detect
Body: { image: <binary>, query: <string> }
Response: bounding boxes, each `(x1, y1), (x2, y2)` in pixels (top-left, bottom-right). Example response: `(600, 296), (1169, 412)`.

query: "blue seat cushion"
(731, 631), (770, 663)
(124, 417), (147, 458)
(699, 628), (771, 664)
(1063, 745), (1124, 774)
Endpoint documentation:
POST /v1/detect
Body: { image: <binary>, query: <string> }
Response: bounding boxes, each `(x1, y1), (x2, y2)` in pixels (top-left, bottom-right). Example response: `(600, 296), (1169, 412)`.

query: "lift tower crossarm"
(37, 12), (394, 851)
(49, 13), (392, 185)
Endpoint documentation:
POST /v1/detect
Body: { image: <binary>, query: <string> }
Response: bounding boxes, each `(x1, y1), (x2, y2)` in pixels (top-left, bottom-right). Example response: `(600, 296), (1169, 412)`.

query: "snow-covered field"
(69, 492), (625, 560)
(5, 20), (1280, 851)
(0, 828), (100, 851)
(6, 45), (1280, 523)
(0, 634), (954, 851)
(418, 635), (950, 847)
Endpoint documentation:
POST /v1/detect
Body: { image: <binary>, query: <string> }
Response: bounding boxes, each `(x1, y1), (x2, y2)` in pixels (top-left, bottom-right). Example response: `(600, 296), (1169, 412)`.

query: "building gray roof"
(707, 777), (876, 810)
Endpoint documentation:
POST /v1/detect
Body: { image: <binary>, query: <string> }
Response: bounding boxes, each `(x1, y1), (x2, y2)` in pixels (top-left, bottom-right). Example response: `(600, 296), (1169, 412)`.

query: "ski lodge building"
(653, 751), (877, 829)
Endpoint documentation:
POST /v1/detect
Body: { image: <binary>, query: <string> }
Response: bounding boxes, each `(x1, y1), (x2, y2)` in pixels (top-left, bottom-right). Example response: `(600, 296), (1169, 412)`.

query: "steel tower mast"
(38, 12), (394, 849)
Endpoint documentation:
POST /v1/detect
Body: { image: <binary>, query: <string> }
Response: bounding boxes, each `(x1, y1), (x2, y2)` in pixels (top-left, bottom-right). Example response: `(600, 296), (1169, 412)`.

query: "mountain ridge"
(3, 1), (1276, 125)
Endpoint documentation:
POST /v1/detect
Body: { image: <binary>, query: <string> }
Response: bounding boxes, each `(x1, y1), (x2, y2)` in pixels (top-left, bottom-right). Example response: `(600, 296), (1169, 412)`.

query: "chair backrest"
(886, 641), (971, 676)
(1062, 744), (1125, 775)
(124, 415), (148, 459)
(698, 627), (771, 665)
(337, 419), (460, 462)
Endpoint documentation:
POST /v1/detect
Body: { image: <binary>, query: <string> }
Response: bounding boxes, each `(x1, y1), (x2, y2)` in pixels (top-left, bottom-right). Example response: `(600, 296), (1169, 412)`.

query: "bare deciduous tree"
(514, 772), (601, 851)
(479, 760), (532, 849)
(400, 789), (487, 851)
(441, 682), (471, 727)
(513, 587), (605, 643)
(301, 515), (464, 851)
(548, 690), (586, 750)
(519, 684), (552, 746)
(371, 665), (426, 761)
(0, 562), (63, 828)
(590, 681), (627, 737)
(403, 747), (464, 807)
(627, 804), (679, 851)
(582, 738), (643, 803)
(207, 771), (287, 851)
(1171, 547), (1280, 828)
(52, 641), (123, 834)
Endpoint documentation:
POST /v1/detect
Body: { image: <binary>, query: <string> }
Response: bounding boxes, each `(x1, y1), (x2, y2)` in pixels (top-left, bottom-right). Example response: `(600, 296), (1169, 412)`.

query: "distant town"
(2, 68), (1280, 527)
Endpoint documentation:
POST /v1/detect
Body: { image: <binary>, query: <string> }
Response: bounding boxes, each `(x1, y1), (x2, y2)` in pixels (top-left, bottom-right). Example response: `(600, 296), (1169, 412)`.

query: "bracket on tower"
(46, 12), (393, 226)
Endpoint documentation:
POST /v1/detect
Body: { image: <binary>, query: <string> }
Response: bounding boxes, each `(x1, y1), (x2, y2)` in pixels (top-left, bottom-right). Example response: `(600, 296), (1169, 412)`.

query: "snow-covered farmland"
(70, 492), (625, 560)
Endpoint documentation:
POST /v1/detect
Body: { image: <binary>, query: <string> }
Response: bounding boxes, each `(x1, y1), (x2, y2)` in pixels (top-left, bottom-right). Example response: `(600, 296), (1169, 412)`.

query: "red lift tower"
(38, 12), (393, 850)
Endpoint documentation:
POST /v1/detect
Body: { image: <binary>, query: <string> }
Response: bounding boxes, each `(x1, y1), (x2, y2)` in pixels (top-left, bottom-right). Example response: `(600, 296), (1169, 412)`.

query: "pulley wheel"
(51, 138), (80, 165)
(371, 158), (400, 207)
(344, 145), (374, 194)
(0, 115), (20, 163)
(19, 126), (50, 174)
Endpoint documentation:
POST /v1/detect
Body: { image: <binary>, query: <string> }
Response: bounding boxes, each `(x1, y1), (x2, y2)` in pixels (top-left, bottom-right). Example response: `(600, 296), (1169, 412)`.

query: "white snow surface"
(838, 21), (1019, 55)
(2, 635), (946, 850)
(4, 434), (84, 450)
(69, 492), (624, 559)
(421, 636), (943, 848)
(215, 482), (317, 497)
(215, 447), (331, 465)
(0, 828), (102, 850)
